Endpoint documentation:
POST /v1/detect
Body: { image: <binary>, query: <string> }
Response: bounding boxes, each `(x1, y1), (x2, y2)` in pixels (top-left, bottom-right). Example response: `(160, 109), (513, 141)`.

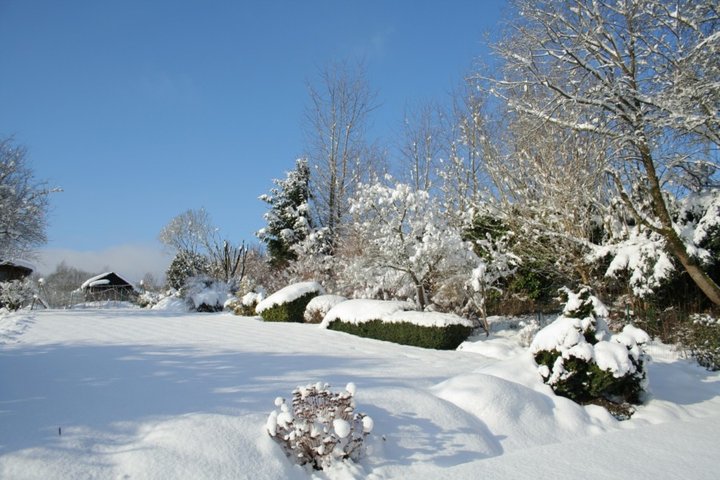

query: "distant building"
(79, 272), (137, 302)
(0, 260), (34, 282)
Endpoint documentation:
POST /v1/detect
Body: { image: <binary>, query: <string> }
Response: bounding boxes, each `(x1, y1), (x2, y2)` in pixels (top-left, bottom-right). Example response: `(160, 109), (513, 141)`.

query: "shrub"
(678, 313), (720, 371)
(182, 276), (230, 312)
(259, 292), (318, 322)
(530, 287), (650, 418)
(327, 319), (473, 350)
(232, 291), (264, 316)
(166, 250), (210, 290)
(257, 281), (324, 322)
(304, 294), (346, 323)
(0, 279), (36, 311)
(266, 382), (373, 471)
(136, 290), (160, 308)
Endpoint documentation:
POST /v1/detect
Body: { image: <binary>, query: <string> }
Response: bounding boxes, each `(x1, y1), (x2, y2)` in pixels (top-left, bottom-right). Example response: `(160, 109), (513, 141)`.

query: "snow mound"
(152, 296), (190, 312)
(303, 294), (346, 323)
(0, 313), (34, 344)
(256, 281), (324, 314)
(432, 372), (616, 452)
(320, 299), (416, 327)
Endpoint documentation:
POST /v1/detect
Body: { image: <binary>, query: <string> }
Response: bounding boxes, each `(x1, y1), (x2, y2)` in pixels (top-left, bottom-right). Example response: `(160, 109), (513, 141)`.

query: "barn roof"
(80, 272), (134, 290)
(0, 259), (35, 272)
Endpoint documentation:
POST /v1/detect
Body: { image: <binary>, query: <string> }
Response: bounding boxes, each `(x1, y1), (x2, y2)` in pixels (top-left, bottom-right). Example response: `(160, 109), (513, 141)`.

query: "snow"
(530, 316), (588, 353)
(305, 294), (347, 314)
(152, 295), (190, 312)
(304, 294), (346, 322)
(383, 310), (476, 328)
(320, 299), (415, 327)
(594, 341), (635, 376)
(333, 419), (351, 439)
(322, 299), (476, 328)
(255, 281), (324, 314)
(1, 308), (719, 479)
(241, 291), (264, 307)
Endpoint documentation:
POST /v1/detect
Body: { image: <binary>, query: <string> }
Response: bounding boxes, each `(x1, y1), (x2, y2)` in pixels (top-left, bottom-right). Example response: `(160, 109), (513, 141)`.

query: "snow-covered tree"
(0, 137), (54, 260)
(344, 177), (477, 310)
(398, 102), (445, 193)
(165, 250), (210, 290)
(257, 158), (312, 269)
(438, 81), (498, 226)
(160, 208), (247, 285)
(483, 106), (613, 284)
(489, 0), (720, 304)
(286, 226), (337, 288)
(0, 278), (36, 311)
(467, 219), (521, 333)
(591, 188), (720, 298)
(158, 208), (214, 256)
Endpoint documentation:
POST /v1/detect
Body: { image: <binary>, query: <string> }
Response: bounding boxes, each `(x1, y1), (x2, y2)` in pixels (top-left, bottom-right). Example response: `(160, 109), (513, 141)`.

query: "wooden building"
(0, 260), (33, 282)
(80, 272), (137, 302)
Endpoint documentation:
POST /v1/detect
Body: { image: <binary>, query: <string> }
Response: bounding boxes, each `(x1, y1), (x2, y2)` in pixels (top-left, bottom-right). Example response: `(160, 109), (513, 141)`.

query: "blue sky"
(0, 0), (506, 280)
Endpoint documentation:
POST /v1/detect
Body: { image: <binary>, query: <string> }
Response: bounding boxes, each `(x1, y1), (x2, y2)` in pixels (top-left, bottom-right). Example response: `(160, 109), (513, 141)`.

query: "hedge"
(260, 292), (319, 323)
(326, 319), (473, 350)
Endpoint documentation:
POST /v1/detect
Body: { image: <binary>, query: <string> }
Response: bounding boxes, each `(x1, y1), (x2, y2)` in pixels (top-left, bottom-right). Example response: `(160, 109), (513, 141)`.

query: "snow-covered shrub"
(0, 278), (36, 311)
(229, 291), (264, 316)
(165, 250), (210, 290)
(182, 276), (231, 312)
(136, 290), (161, 308)
(151, 289), (191, 312)
(322, 299), (475, 350)
(304, 294), (346, 323)
(344, 178), (478, 310)
(678, 314), (720, 371)
(256, 281), (324, 322)
(530, 287), (650, 417)
(266, 382), (373, 471)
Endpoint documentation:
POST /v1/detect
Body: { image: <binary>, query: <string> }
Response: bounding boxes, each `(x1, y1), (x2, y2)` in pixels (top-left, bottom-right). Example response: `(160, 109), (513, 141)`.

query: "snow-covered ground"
(1, 308), (718, 479)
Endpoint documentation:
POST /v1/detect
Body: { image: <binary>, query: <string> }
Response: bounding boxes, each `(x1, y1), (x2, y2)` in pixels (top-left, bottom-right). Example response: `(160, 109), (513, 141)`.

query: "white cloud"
(35, 244), (173, 284)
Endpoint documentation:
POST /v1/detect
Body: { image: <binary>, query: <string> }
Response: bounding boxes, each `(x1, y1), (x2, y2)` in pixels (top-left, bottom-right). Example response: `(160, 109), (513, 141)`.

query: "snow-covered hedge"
(257, 281), (324, 322)
(321, 299), (475, 350)
(266, 382), (373, 471)
(304, 294), (346, 323)
(530, 287), (649, 417)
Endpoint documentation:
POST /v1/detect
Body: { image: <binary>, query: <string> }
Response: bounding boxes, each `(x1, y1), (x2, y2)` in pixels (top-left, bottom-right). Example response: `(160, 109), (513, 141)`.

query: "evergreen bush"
(530, 287), (649, 418)
(678, 314), (720, 371)
(260, 292), (318, 322)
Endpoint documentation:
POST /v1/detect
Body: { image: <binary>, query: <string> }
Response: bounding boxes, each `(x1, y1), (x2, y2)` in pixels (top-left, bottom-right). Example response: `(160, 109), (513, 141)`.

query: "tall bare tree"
(398, 102), (445, 192)
(0, 137), (54, 260)
(159, 208), (247, 284)
(489, 0), (720, 304)
(437, 81), (499, 226)
(304, 61), (379, 247)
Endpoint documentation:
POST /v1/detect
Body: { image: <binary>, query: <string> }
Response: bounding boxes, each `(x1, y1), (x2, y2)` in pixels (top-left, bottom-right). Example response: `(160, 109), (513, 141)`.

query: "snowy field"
(1, 308), (719, 479)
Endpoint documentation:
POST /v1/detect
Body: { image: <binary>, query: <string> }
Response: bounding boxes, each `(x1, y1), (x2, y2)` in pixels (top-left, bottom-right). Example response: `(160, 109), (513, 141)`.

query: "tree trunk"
(639, 141), (720, 306)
